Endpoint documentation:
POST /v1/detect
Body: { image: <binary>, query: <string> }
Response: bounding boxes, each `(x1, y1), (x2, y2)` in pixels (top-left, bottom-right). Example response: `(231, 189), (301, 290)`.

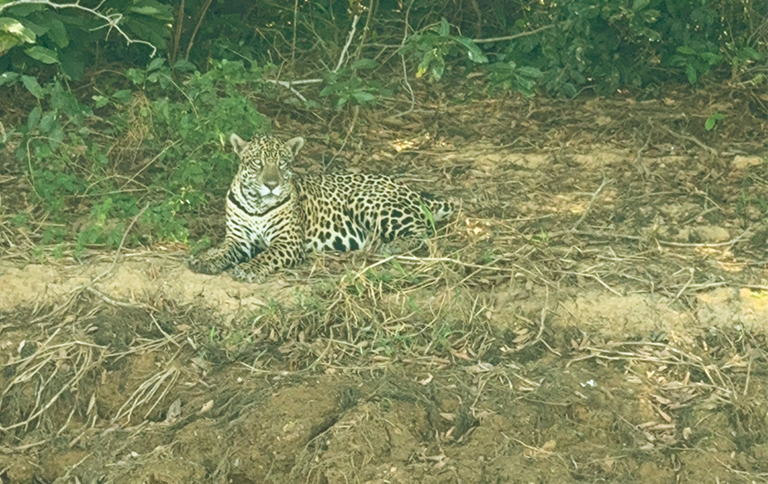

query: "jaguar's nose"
(264, 179), (279, 192)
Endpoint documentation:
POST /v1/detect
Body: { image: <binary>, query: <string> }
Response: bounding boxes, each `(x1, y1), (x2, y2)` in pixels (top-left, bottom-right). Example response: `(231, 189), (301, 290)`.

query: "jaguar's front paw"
(186, 254), (224, 275)
(231, 264), (268, 284)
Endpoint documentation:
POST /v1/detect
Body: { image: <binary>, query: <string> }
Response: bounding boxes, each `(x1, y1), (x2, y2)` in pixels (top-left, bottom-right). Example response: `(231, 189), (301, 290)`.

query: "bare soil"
(1, 88), (768, 483)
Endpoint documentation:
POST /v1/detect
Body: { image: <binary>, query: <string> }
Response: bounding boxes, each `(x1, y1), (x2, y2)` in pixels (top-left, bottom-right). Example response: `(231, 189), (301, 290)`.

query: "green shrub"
(5, 58), (269, 252)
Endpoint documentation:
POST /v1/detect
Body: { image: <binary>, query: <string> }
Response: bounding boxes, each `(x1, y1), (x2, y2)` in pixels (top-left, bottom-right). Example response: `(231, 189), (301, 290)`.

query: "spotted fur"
(187, 134), (454, 283)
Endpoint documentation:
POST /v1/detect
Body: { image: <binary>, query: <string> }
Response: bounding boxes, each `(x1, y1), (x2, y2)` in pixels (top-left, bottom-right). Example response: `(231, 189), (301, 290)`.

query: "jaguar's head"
(230, 133), (305, 203)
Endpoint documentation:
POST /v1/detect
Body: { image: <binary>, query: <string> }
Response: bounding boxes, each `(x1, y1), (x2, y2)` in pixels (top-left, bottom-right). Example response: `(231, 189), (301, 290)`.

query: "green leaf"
(3, 3), (46, 17)
(92, 95), (110, 109)
(40, 111), (57, 134)
(125, 68), (146, 85)
(128, 0), (174, 21)
(25, 45), (60, 64)
(0, 17), (36, 43)
(741, 46), (765, 61)
(0, 34), (22, 54)
(420, 201), (436, 233)
(416, 50), (436, 79)
(60, 50), (84, 80)
(430, 59), (445, 81)
(632, 0), (650, 11)
(112, 90), (133, 103)
(705, 112), (725, 131)
(45, 17), (69, 48)
(148, 57), (166, 71)
(450, 36), (488, 64)
(700, 52), (723, 66)
(335, 96), (349, 110)
(49, 126), (64, 149)
(561, 82), (578, 98)
(438, 17), (450, 37)
(685, 63), (698, 84)
(17, 17), (47, 36)
(350, 58), (378, 70)
(21, 75), (45, 99)
(0, 71), (19, 87)
(667, 54), (686, 67)
(516, 76), (537, 96)
(351, 91), (376, 104)
(517, 66), (543, 78)
(676, 46), (697, 55)
(28, 106), (41, 130)
(172, 59), (196, 72)
(319, 84), (337, 96)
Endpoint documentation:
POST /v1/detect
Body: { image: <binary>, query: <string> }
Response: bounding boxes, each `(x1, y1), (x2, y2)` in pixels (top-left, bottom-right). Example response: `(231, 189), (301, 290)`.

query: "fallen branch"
(571, 175), (612, 231)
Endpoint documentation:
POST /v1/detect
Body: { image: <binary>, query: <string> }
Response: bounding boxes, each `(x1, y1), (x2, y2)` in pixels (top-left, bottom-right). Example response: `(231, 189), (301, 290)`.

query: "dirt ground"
(1, 88), (768, 483)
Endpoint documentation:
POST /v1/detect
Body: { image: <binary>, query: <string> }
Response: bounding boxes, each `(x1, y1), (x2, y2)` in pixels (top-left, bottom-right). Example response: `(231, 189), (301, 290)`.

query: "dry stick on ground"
(569, 228), (752, 250)
(330, 105), (360, 168)
(112, 367), (180, 423)
(529, 294), (561, 356)
(150, 313), (181, 348)
(633, 131), (653, 178)
(705, 451), (768, 481)
(91, 202), (150, 285)
(568, 341), (736, 401)
(84, 286), (152, 309)
(571, 175), (612, 232)
(671, 267), (695, 304)
(657, 124), (718, 155)
(743, 350), (754, 396)
(0, 344), (96, 431)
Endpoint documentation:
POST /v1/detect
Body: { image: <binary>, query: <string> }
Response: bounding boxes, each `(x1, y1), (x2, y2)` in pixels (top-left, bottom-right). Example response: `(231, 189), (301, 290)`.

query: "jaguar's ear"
(229, 133), (248, 156)
(285, 137), (305, 157)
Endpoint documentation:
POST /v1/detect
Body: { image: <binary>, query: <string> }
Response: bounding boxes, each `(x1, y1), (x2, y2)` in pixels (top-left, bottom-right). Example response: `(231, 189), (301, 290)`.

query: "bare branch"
(472, 24), (555, 44)
(265, 79), (313, 102)
(184, 0), (212, 61)
(334, 14), (360, 73)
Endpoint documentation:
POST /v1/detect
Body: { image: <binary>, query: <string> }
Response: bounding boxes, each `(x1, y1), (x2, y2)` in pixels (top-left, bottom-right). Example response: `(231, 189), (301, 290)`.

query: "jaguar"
(187, 134), (454, 283)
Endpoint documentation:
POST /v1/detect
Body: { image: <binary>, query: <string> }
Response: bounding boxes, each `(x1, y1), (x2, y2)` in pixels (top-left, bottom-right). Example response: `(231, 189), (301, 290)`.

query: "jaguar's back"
(187, 134), (454, 283)
(295, 174), (453, 253)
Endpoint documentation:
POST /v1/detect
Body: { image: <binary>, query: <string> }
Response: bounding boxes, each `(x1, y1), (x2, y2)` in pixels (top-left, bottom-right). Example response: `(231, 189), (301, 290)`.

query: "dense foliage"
(0, 0), (765, 251)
